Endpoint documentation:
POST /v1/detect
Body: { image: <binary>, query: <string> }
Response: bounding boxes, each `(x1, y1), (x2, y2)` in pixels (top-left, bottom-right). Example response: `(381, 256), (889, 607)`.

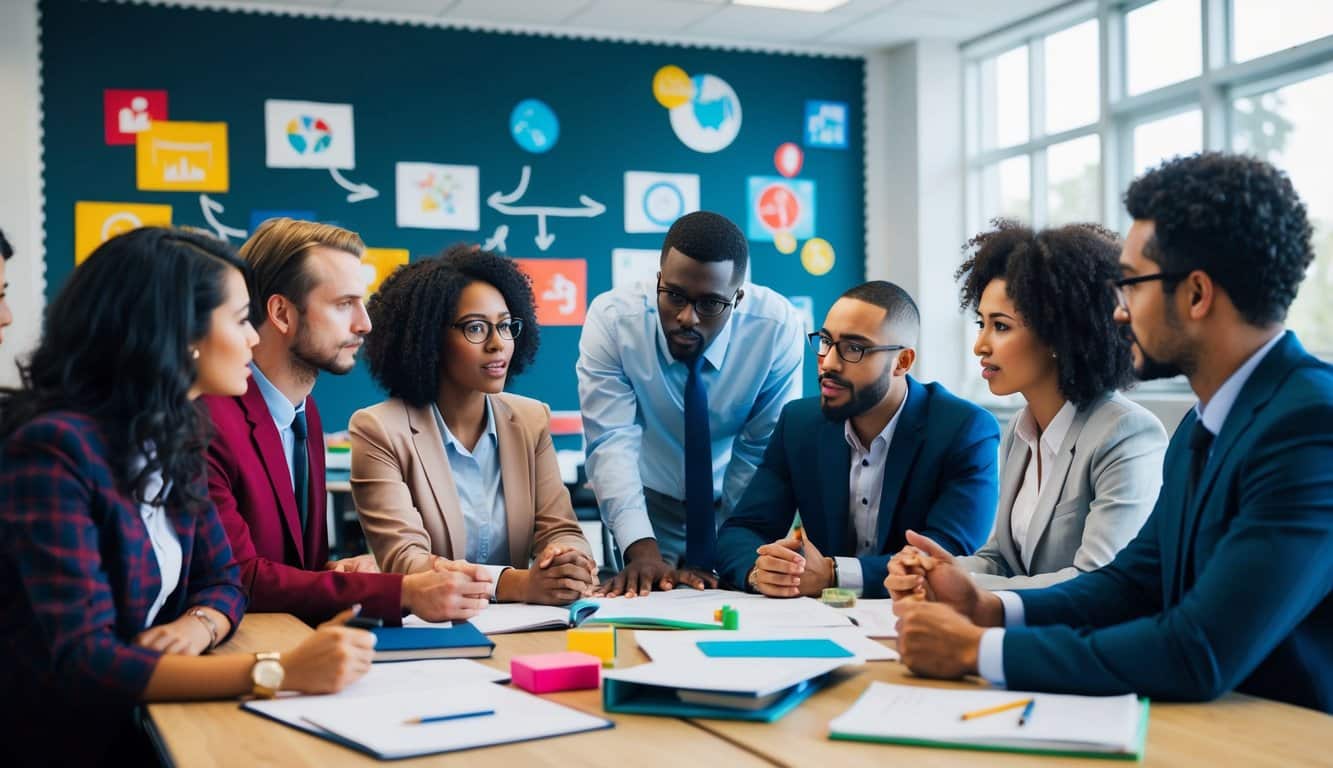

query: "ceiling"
(184, 0), (1072, 52)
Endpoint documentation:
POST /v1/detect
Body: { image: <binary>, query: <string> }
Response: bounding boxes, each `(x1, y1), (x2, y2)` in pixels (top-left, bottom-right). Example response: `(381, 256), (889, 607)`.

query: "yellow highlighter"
(959, 697), (1033, 721)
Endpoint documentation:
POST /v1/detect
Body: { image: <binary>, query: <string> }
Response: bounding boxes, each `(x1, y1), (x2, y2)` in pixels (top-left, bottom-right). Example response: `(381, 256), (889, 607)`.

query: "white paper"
(829, 682), (1142, 753)
(395, 162), (480, 230)
(264, 100), (356, 169)
(298, 683), (609, 759)
(401, 615), (452, 629)
(624, 171), (699, 233)
(245, 659), (509, 731)
(635, 627), (897, 662)
(604, 658), (849, 697)
(582, 589), (853, 630)
(611, 248), (660, 291)
(465, 603), (571, 635)
(836, 599), (898, 638)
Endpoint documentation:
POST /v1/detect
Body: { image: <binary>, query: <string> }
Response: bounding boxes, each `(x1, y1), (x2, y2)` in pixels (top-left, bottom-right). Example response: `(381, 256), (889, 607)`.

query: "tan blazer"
(348, 392), (591, 575)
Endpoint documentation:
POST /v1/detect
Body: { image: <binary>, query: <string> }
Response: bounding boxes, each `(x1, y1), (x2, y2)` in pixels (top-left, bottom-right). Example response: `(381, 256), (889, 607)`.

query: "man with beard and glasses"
(715, 281), (999, 599)
(204, 218), (493, 625)
(886, 152), (1333, 714)
(578, 212), (805, 596)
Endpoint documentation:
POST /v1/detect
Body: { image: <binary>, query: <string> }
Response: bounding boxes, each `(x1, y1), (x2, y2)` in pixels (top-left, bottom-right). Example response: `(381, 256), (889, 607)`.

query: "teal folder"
(602, 671), (838, 722)
(697, 639), (854, 658)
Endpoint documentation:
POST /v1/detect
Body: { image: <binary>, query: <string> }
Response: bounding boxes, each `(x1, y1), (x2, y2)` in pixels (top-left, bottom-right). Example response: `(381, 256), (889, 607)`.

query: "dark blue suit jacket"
(717, 376), (1000, 597)
(1004, 332), (1333, 712)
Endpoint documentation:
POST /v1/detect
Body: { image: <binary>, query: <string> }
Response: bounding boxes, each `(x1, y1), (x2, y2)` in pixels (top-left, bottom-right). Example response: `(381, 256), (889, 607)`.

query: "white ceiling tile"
(223, 0), (340, 8)
(563, 0), (726, 33)
(336, 0), (452, 14)
(682, 4), (867, 42)
(445, 0), (594, 25)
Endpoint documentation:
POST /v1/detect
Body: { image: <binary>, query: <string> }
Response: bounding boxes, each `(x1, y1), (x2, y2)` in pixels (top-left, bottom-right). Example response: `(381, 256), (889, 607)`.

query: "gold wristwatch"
(250, 652), (284, 699)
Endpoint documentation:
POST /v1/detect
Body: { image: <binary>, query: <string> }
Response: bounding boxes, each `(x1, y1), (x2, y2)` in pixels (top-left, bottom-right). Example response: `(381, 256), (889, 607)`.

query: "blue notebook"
(696, 638), (854, 658)
(371, 621), (495, 662)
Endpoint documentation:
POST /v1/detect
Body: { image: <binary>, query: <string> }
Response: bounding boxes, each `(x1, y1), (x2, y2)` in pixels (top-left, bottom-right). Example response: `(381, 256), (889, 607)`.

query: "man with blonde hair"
(203, 218), (493, 626)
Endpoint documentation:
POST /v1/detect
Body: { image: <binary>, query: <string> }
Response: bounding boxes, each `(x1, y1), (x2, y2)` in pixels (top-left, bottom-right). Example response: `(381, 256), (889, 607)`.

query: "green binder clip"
(713, 605), (740, 630)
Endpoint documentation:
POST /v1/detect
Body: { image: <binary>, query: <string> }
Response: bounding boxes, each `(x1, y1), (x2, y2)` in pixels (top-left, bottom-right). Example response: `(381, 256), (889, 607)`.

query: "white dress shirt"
(834, 388), (908, 595)
(132, 454), (182, 628)
(1009, 400), (1076, 571)
(976, 331), (1287, 686)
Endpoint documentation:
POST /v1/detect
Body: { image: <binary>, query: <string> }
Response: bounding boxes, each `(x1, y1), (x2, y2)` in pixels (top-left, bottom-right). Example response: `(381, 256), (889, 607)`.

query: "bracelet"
(190, 608), (220, 650)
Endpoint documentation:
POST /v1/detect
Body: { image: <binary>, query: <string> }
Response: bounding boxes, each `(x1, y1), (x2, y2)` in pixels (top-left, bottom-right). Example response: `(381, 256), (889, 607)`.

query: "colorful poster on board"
(135, 121), (229, 192)
(104, 89), (167, 145)
(264, 100), (356, 169)
(74, 200), (172, 263)
(746, 176), (815, 242)
(514, 258), (587, 326)
(395, 162), (480, 231)
(624, 172), (699, 233)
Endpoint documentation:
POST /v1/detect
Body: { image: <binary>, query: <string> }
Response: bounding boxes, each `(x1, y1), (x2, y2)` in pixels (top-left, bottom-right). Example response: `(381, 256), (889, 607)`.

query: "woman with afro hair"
(901, 221), (1167, 591)
(349, 245), (596, 606)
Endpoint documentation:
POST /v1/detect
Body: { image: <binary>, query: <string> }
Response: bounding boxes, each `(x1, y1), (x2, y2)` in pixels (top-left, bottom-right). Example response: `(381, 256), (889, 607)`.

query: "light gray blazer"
(955, 392), (1166, 590)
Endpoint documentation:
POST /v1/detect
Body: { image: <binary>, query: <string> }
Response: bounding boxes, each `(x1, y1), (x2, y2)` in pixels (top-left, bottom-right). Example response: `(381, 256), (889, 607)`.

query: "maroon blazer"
(203, 377), (403, 625)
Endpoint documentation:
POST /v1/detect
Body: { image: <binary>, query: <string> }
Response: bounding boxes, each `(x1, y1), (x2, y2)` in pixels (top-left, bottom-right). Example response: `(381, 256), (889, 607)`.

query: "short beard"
(1128, 303), (1195, 381)
(820, 369), (892, 422)
(291, 320), (357, 380)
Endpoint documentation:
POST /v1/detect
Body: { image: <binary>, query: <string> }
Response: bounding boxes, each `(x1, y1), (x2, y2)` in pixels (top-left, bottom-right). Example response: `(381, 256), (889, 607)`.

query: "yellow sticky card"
(74, 201), (173, 264)
(360, 248), (410, 295)
(652, 65), (694, 109)
(136, 121), (229, 192)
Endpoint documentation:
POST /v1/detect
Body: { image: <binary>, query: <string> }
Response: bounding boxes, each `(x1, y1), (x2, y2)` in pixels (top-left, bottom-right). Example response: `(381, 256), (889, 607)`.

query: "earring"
(1051, 352), (1058, 359)
(191, 347), (200, 360)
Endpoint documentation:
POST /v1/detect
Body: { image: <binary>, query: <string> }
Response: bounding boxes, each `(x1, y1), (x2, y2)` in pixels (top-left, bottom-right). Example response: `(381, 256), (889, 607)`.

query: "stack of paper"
(574, 589), (854, 631)
(602, 657), (852, 722)
(245, 660), (609, 758)
(829, 682), (1148, 759)
(835, 598), (898, 638)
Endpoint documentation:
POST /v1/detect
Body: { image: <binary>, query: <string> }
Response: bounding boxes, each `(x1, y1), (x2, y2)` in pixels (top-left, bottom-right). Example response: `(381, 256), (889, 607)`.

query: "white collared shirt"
(834, 387), (909, 595)
(1009, 400), (1076, 571)
(132, 454), (182, 628)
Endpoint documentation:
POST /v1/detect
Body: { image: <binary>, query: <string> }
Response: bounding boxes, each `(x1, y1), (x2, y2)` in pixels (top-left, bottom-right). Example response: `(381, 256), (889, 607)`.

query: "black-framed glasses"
(1110, 271), (1190, 309)
(807, 332), (905, 364)
(451, 318), (523, 344)
(656, 284), (736, 319)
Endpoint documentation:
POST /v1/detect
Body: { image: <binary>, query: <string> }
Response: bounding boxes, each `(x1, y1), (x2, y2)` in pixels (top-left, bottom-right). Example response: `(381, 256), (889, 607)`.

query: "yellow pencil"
(959, 698), (1033, 721)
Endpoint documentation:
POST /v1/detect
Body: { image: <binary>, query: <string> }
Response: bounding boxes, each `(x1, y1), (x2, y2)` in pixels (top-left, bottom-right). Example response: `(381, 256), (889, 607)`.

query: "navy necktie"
(1187, 420), (1214, 500)
(291, 408), (310, 531)
(684, 354), (715, 570)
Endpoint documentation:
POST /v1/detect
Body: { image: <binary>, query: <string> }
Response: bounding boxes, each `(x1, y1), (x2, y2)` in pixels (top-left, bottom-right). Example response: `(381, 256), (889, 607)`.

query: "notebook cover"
(372, 621), (496, 652)
(697, 639), (854, 658)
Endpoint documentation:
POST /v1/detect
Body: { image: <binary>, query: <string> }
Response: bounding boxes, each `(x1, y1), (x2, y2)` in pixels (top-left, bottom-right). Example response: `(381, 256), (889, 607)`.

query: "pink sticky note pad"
(510, 651), (601, 693)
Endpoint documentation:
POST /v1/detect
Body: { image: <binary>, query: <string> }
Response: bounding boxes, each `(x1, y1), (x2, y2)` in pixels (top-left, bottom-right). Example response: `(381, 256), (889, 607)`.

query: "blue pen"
(1017, 699), (1036, 727)
(405, 708), (496, 725)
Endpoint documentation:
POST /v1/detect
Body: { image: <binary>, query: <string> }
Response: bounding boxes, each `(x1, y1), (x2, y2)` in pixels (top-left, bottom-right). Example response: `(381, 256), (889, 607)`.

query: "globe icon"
(510, 99), (560, 154)
(286, 116), (333, 155)
(668, 74), (742, 153)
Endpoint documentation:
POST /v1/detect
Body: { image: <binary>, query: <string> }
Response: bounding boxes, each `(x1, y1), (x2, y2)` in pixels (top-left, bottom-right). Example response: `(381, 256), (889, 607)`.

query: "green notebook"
(828, 682), (1149, 760)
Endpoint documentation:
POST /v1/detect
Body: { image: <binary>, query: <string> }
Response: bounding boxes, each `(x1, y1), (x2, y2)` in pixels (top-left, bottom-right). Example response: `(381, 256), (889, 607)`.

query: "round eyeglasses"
(451, 318), (523, 344)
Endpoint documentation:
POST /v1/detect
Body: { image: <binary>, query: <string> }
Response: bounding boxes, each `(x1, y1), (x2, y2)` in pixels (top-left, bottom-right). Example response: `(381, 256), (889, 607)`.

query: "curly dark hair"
(956, 220), (1134, 408)
(0, 227), (248, 507)
(1124, 152), (1313, 325)
(364, 245), (539, 407)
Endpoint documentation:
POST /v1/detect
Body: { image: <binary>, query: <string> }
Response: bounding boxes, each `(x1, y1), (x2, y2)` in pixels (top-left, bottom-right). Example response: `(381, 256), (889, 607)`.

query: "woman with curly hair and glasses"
(351, 245), (596, 606)
(0, 228), (374, 765)
(890, 221), (1167, 592)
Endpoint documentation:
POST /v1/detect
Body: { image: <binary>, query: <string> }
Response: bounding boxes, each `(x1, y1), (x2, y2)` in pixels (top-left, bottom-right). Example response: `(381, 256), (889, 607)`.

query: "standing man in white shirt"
(578, 211), (805, 596)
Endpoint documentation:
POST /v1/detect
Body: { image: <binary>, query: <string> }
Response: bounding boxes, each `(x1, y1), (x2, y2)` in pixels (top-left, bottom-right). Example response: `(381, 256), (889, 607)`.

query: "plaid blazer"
(0, 411), (246, 728)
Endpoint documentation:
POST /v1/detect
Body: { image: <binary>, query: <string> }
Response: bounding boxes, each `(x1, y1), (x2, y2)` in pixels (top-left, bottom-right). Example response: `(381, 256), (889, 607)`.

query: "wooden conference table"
(146, 613), (1333, 767)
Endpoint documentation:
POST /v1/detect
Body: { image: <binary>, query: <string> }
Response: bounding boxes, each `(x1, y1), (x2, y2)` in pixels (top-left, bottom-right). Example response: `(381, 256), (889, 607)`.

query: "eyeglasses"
(451, 318), (523, 344)
(656, 284), (736, 319)
(807, 332), (905, 364)
(1109, 272), (1190, 309)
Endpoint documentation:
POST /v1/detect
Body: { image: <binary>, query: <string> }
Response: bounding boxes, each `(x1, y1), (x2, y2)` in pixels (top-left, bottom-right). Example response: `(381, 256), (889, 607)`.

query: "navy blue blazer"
(1004, 332), (1333, 712)
(716, 376), (1000, 597)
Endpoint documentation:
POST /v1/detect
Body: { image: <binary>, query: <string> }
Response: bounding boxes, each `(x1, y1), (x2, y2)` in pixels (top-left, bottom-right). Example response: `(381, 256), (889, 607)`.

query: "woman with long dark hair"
(0, 228), (374, 765)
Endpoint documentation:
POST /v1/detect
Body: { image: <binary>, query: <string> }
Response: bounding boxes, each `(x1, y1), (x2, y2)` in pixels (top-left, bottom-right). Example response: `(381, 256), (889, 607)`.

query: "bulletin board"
(39, 0), (867, 435)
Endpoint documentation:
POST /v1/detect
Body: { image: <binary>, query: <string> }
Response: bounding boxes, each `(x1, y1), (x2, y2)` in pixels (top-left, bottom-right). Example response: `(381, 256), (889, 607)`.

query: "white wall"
(0, 0), (45, 386)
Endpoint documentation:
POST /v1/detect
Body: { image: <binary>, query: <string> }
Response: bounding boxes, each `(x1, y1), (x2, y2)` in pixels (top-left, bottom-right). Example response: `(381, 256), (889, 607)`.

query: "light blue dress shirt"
(975, 331), (1288, 686)
(835, 388), (908, 595)
(432, 400), (511, 595)
(577, 281), (805, 554)
(250, 363), (304, 492)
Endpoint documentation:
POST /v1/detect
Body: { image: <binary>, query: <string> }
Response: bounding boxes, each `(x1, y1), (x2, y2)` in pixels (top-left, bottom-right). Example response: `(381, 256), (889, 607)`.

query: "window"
(965, 0), (1333, 373)
(1232, 0), (1333, 63)
(1233, 70), (1333, 354)
(1125, 0), (1201, 96)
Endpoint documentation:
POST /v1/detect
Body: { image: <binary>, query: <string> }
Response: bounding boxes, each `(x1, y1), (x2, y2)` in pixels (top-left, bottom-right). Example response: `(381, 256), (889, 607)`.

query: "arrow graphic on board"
(482, 224), (510, 253)
(486, 165), (605, 252)
(329, 168), (379, 203)
(199, 194), (247, 242)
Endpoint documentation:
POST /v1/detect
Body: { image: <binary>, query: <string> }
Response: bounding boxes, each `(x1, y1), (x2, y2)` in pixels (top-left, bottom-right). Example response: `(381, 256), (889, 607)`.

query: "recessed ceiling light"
(733, 0), (851, 12)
